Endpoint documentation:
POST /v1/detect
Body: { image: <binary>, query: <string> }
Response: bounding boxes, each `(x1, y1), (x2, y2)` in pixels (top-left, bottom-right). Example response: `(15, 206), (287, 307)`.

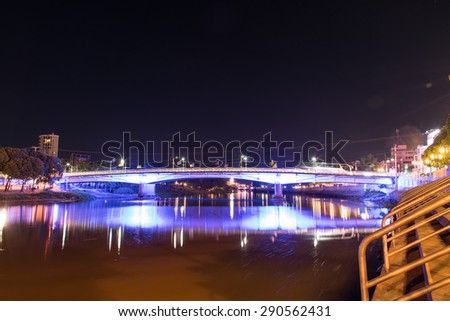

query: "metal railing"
(62, 166), (395, 177)
(359, 176), (450, 300)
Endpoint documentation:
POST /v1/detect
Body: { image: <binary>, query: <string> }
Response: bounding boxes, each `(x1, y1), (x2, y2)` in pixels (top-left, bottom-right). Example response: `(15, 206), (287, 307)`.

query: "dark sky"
(2, 0), (450, 160)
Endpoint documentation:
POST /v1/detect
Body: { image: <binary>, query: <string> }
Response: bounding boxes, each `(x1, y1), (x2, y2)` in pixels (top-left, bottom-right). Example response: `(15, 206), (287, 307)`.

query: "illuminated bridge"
(62, 167), (396, 197)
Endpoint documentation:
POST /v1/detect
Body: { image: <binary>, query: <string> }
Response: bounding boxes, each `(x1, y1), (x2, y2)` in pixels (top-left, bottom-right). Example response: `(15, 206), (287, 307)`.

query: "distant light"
(361, 212), (369, 220)
(0, 208), (6, 229)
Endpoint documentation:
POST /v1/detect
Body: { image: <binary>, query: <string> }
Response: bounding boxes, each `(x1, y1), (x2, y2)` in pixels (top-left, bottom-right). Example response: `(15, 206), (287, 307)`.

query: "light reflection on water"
(0, 193), (387, 300)
(0, 193), (387, 253)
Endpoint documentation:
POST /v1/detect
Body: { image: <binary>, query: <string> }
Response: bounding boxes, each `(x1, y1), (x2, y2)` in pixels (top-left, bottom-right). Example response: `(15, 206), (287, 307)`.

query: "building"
(391, 144), (416, 172)
(39, 133), (59, 157)
(70, 153), (91, 166)
(387, 129), (440, 173)
(415, 128), (441, 173)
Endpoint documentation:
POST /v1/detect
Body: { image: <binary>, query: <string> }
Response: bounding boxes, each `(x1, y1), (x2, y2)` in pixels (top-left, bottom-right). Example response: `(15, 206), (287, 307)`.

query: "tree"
(1, 147), (29, 191)
(359, 154), (379, 171)
(29, 151), (64, 188)
(2, 159), (20, 191)
(16, 154), (44, 191)
(0, 147), (8, 170)
(75, 160), (101, 172)
(0, 147), (63, 191)
(42, 156), (64, 188)
(422, 115), (450, 168)
(29, 150), (49, 184)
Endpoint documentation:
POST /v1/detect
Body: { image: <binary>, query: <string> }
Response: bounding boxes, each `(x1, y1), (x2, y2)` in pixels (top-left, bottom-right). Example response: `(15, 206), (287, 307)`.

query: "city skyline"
(2, 1), (450, 160)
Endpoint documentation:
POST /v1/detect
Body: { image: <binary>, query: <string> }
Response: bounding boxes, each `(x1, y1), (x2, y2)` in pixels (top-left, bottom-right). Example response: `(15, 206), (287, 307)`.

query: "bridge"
(61, 167), (396, 197)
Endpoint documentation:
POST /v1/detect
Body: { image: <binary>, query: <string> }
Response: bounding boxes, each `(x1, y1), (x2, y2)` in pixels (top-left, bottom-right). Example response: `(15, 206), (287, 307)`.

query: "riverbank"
(0, 187), (211, 205)
(0, 185), (404, 208)
(281, 188), (402, 209)
(0, 190), (96, 204)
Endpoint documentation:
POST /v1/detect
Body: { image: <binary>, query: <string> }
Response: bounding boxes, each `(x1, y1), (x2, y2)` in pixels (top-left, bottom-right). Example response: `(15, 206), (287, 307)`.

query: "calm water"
(0, 192), (386, 300)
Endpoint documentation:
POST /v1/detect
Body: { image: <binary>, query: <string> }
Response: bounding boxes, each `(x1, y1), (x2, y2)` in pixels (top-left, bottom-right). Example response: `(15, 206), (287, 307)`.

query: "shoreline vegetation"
(0, 185), (402, 208)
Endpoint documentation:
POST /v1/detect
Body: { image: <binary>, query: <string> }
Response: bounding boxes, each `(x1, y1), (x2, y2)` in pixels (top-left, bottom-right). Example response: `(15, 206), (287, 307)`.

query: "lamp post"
(181, 157), (185, 169)
(240, 155), (248, 168)
(394, 129), (399, 190)
(173, 156), (178, 169)
(394, 144), (398, 189)
(311, 157), (317, 176)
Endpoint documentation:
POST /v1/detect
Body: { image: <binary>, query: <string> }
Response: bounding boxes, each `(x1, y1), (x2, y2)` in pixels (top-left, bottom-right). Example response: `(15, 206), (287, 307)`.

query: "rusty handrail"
(359, 179), (450, 301)
(379, 177), (450, 272)
(381, 176), (450, 228)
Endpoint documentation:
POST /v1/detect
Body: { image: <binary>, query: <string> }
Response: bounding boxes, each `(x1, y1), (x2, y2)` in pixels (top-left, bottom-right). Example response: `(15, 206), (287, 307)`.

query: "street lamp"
(240, 155), (248, 168)
(173, 156), (178, 169)
(311, 157), (317, 175)
(181, 157), (185, 169)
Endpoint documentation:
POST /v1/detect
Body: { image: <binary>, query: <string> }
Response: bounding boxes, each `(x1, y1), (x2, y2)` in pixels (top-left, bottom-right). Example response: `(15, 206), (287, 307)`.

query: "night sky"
(2, 1), (450, 161)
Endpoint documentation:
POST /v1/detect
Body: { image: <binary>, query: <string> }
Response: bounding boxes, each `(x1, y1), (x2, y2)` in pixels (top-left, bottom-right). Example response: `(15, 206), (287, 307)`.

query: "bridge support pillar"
(273, 183), (284, 199)
(138, 183), (156, 198)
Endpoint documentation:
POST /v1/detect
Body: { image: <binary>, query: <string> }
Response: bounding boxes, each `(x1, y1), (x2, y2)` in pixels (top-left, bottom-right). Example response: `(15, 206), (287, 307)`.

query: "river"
(0, 191), (386, 300)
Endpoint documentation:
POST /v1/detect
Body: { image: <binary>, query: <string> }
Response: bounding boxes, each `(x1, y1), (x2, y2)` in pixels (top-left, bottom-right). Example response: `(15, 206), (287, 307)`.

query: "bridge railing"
(358, 175), (450, 300)
(62, 166), (395, 178)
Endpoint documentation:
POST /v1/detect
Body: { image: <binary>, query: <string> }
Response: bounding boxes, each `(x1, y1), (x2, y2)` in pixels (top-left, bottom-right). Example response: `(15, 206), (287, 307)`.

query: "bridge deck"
(61, 167), (396, 185)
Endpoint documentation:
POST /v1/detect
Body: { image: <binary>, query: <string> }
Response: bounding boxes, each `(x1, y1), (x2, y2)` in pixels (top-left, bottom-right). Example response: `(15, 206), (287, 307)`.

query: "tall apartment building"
(39, 133), (59, 157)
